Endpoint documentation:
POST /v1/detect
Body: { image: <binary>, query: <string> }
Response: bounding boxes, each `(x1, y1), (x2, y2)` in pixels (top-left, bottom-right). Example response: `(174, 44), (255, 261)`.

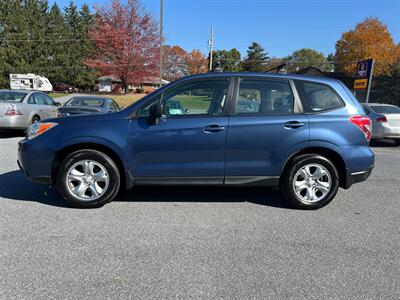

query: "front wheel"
(57, 150), (120, 208)
(280, 154), (340, 209)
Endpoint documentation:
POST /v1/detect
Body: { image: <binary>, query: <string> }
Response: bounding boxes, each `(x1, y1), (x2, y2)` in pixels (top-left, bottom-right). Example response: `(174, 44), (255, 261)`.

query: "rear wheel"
(57, 149), (120, 208)
(280, 154), (339, 209)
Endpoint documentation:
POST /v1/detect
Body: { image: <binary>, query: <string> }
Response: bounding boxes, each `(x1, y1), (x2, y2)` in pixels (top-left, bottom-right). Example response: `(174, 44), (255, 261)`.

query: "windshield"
(0, 91), (27, 103)
(371, 105), (400, 114)
(65, 98), (105, 107)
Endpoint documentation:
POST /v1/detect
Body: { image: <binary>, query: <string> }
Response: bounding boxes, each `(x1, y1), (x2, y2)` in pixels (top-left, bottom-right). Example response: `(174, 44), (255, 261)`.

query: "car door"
(127, 77), (233, 184)
(42, 94), (59, 118)
(225, 77), (309, 185)
(27, 93), (49, 121)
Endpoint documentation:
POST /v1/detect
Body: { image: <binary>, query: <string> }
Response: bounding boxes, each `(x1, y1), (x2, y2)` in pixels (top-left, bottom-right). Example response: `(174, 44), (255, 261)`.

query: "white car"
(0, 90), (59, 130)
(362, 103), (400, 145)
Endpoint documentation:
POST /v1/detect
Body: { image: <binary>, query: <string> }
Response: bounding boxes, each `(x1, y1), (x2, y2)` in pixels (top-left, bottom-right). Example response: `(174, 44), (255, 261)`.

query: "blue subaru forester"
(18, 73), (374, 209)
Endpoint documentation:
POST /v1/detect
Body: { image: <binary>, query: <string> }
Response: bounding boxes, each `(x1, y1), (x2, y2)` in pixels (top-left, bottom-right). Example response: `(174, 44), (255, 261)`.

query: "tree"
(162, 45), (188, 81)
(185, 49), (208, 74)
(85, 0), (160, 92)
(45, 3), (70, 84)
(212, 48), (241, 72)
(284, 48), (331, 73)
(0, 0), (49, 87)
(241, 42), (269, 72)
(335, 17), (398, 76)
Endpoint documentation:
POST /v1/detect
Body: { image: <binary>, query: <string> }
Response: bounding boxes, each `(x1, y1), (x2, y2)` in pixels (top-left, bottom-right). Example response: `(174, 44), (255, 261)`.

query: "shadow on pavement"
(0, 170), (291, 209)
(370, 139), (398, 147)
(0, 129), (25, 139)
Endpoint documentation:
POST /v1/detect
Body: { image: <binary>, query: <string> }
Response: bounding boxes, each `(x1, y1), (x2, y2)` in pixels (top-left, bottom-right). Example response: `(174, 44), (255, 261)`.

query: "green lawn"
(173, 95), (211, 111)
(48, 93), (66, 98)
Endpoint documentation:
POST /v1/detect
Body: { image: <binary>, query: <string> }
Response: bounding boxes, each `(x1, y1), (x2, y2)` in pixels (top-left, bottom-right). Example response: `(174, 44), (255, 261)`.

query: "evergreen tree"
(212, 49), (241, 72)
(241, 42), (269, 72)
(46, 3), (70, 83)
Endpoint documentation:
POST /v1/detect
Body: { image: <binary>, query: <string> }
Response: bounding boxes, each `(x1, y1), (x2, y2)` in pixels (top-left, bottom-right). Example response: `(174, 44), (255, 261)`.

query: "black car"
(58, 96), (121, 117)
(53, 82), (78, 93)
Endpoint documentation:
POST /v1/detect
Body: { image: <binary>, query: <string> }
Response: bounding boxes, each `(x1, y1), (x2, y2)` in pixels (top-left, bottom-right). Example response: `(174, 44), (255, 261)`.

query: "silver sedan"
(0, 90), (59, 130)
(362, 103), (400, 145)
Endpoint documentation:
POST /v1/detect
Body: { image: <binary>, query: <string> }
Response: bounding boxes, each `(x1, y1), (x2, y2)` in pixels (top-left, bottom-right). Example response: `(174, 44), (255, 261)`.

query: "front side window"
(162, 79), (230, 116)
(138, 79), (230, 118)
(295, 80), (344, 113)
(236, 79), (294, 115)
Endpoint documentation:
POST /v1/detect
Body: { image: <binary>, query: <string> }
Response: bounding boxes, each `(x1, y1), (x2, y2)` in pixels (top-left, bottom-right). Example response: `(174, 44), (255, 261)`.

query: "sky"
(50, 0), (400, 58)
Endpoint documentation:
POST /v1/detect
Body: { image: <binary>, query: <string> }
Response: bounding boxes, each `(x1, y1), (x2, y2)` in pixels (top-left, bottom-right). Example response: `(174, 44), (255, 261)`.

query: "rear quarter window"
(295, 80), (344, 113)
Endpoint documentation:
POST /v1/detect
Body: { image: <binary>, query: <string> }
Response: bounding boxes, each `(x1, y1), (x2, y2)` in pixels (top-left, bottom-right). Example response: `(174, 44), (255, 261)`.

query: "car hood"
(46, 110), (125, 124)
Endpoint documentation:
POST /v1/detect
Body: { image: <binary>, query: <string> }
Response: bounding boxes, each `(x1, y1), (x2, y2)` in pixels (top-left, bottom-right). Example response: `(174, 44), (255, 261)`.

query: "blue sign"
(355, 59), (373, 79)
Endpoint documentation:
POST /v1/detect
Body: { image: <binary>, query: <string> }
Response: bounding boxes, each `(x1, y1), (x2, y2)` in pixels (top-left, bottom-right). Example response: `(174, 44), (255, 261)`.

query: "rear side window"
(371, 105), (400, 114)
(236, 79), (294, 115)
(295, 80), (344, 113)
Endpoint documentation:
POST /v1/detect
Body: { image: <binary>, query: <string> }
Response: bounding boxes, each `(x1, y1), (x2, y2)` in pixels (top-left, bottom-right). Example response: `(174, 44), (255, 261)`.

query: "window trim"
(294, 79), (345, 114)
(135, 77), (234, 119)
(231, 76), (301, 116)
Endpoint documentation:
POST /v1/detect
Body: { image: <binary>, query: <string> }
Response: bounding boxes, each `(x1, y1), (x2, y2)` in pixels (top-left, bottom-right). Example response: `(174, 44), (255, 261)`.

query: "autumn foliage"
(85, 0), (160, 91)
(335, 18), (399, 76)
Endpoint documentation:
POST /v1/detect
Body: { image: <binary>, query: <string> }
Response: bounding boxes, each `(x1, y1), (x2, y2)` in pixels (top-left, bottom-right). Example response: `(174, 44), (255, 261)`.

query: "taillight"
(5, 105), (23, 116)
(376, 116), (387, 123)
(349, 116), (371, 142)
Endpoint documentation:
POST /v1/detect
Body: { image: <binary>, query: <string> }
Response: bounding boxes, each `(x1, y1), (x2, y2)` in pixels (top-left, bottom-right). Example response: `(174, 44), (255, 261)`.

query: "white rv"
(9, 73), (53, 92)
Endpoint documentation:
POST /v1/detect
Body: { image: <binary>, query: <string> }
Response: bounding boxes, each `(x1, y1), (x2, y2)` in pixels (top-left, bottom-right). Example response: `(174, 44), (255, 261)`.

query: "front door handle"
(204, 124), (226, 133)
(284, 121), (305, 129)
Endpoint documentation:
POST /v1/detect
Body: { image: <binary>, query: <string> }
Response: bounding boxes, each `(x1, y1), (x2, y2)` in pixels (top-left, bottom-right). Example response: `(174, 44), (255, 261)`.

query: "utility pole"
(159, 0), (164, 87)
(365, 59), (375, 103)
(208, 27), (214, 71)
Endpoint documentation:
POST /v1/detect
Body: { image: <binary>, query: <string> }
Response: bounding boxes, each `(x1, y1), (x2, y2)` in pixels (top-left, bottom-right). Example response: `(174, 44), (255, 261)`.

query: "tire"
(57, 149), (120, 208)
(394, 140), (400, 146)
(280, 154), (340, 210)
(31, 115), (40, 124)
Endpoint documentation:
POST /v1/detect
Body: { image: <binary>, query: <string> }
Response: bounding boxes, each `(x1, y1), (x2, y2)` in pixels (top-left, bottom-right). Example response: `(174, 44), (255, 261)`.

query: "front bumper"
(18, 138), (54, 185)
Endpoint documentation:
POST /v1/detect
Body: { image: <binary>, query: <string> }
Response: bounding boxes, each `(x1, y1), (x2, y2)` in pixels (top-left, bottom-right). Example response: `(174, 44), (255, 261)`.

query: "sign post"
(353, 59), (374, 103)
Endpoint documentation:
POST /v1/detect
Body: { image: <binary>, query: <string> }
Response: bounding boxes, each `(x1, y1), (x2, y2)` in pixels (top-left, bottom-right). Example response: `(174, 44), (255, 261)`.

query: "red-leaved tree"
(85, 0), (160, 92)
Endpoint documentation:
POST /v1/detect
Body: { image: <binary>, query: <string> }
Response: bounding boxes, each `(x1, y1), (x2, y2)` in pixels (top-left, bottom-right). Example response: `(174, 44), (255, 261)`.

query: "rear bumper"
(344, 166), (373, 189)
(372, 124), (400, 140)
(0, 115), (29, 129)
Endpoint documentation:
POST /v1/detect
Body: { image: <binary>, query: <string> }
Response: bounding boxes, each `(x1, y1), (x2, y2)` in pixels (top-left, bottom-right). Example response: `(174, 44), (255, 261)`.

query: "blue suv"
(18, 73), (374, 209)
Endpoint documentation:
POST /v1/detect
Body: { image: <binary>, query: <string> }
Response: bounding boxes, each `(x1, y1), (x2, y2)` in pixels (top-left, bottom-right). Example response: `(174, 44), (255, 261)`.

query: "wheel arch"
(51, 142), (133, 190)
(282, 146), (347, 188)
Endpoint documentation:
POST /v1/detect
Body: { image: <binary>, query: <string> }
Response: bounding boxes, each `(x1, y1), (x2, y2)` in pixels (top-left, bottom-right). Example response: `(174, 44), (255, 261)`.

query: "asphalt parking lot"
(0, 131), (399, 299)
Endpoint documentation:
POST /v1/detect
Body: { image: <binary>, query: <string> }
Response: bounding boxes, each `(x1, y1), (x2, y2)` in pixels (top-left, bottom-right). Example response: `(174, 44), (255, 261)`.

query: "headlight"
(27, 122), (58, 140)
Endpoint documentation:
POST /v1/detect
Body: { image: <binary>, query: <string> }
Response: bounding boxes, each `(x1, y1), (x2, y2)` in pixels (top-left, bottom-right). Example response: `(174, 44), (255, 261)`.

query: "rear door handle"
(284, 121), (305, 129)
(204, 124), (226, 133)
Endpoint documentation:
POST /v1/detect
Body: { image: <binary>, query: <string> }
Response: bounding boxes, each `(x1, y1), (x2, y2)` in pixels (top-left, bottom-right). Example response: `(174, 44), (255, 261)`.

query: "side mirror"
(148, 103), (163, 124)
(55, 102), (61, 107)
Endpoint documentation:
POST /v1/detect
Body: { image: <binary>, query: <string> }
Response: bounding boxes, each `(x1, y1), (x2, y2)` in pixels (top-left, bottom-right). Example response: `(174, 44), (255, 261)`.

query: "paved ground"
(0, 131), (399, 299)
(53, 93), (92, 104)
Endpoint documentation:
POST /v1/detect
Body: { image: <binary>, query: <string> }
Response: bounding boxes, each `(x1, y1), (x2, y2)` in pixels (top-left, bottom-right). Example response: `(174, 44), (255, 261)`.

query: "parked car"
(18, 73), (374, 209)
(58, 96), (121, 117)
(0, 90), (59, 130)
(362, 103), (400, 145)
(53, 82), (78, 93)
